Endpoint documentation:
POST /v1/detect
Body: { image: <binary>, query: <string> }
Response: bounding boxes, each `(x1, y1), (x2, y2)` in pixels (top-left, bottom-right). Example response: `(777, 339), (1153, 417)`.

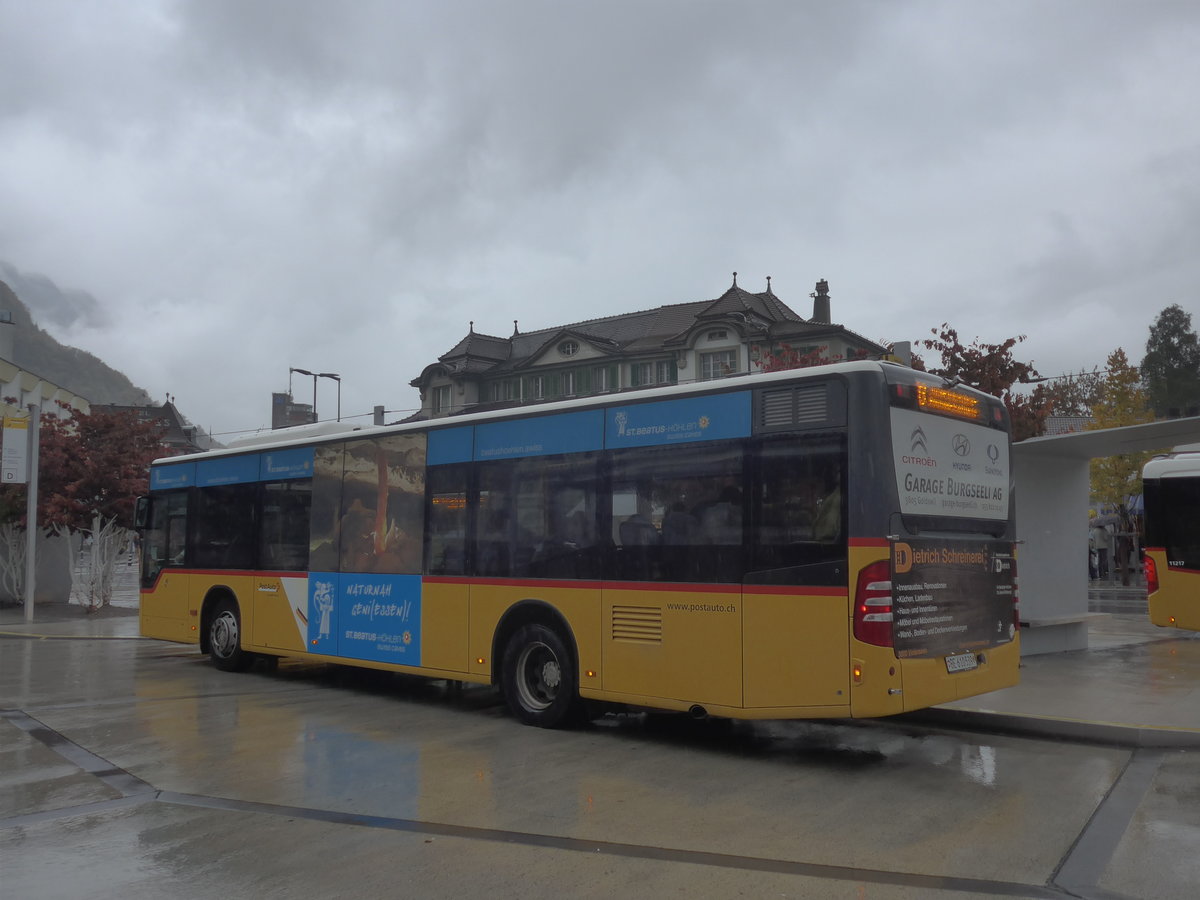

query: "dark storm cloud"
(0, 0), (1197, 435)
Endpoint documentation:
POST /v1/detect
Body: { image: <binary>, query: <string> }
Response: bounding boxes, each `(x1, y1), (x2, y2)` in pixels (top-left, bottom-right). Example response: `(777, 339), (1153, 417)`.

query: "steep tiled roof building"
(91, 399), (211, 454)
(410, 276), (886, 420)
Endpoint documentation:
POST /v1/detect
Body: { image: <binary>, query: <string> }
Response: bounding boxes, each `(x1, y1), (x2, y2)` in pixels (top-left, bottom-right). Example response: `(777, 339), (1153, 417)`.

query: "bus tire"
(208, 597), (253, 673)
(501, 623), (580, 728)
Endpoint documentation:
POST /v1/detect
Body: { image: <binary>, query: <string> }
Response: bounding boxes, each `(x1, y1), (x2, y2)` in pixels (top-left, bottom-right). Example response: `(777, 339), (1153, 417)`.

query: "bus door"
(140, 490), (193, 642)
(741, 432), (852, 711)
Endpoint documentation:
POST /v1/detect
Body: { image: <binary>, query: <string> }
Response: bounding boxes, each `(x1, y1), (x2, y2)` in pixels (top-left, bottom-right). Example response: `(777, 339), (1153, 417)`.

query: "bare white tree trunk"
(0, 523), (25, 602)
(66, 516), (130, 611)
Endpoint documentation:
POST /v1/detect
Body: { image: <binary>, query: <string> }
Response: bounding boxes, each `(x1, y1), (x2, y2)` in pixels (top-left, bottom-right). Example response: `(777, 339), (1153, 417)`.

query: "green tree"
(1142, 304), (1200, 417)
(919, 324), (1049, 441)
(1088, 348), (1157, 584)
(1040, 368), (1104, 417)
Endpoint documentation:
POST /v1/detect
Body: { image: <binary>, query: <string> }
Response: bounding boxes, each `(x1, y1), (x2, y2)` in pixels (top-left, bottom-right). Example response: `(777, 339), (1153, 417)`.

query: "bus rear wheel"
(209, 597), (253, 672)
(501, 623), (580, 728)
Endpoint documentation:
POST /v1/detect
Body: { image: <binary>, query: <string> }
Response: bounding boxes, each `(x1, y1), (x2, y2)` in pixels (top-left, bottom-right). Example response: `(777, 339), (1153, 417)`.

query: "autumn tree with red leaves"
(919, 325), (1050, 441)
(758, 343), (870, 373)
(36, 406), (165, 533)
(0, 405), (165, 609)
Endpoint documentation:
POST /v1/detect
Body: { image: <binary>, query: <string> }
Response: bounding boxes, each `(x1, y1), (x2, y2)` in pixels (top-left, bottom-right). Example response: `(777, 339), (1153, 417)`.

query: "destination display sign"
(891, 407), (1009, 521)
(890, 539), (1016, 660)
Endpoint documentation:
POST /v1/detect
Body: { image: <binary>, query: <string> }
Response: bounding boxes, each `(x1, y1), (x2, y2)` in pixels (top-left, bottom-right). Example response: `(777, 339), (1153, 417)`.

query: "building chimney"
(810, 279), (831, 324)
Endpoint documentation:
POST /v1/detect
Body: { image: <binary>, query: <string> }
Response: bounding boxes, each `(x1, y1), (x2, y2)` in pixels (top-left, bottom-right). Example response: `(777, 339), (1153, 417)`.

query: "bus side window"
(475, 463), (513, 577)
(610, 443), (743, 583)
(512, 454), (600, 579)
(259, 480), (312, 571)
(425, 464), (468, 576)
(192, 484), (257, 570)
(747, 434), (847, 584)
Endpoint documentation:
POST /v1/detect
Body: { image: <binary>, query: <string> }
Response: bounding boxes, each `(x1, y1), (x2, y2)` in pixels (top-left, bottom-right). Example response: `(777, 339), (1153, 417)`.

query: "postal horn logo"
(910, 426), (928, 455)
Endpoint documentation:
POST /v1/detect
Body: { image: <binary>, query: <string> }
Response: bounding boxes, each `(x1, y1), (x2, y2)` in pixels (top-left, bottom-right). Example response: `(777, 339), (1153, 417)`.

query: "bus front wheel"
(208, 597), (253, 672)
(501, 623), (580, 728)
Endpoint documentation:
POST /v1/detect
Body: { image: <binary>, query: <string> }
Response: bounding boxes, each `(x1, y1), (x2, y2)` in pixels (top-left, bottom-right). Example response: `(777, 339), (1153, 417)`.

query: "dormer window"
(558, 340), (579, 357)
(707, 330), (728, 341)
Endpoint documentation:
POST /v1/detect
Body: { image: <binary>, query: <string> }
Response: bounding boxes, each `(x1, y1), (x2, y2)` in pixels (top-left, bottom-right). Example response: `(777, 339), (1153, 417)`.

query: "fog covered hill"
(0, 265), (154, 407)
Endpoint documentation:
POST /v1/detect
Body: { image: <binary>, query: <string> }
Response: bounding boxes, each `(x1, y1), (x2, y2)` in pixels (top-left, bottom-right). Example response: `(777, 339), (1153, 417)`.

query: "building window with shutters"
(593, 366), (613, 393)
(633, 359), (676, 387)
(700, 349), (737, 381)
(433, 384), (452, 414)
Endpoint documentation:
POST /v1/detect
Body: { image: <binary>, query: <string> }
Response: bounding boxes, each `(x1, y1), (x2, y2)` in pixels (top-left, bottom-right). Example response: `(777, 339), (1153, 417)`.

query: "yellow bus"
(137, 361), (1019, 727)
(1142, 451), (1200, 631)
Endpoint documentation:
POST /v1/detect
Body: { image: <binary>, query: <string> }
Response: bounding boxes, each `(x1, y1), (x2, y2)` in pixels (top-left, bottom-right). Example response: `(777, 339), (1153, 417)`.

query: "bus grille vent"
(759, 385), (828, 429)
(612, 605), (663, 644)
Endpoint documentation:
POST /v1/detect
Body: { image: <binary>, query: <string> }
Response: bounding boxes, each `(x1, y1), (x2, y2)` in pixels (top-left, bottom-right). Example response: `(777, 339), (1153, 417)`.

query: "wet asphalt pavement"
(2, 596), (1198, 899)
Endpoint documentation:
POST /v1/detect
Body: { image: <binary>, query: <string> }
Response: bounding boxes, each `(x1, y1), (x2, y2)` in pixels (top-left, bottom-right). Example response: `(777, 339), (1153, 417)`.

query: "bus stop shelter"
(1014, 415), (1200, 654)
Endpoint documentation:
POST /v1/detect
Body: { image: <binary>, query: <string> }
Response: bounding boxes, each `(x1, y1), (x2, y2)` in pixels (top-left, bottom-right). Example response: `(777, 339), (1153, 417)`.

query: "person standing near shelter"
(1090, 516), (1111, 580)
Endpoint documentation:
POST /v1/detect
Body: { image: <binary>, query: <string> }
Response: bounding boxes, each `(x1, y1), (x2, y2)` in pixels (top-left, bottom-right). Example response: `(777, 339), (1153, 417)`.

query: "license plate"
(945, 652), (979, 673)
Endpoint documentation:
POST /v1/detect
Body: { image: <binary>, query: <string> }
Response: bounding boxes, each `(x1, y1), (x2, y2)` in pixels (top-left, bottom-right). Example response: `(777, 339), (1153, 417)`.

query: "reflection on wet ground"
(3, 623), (1198, 898)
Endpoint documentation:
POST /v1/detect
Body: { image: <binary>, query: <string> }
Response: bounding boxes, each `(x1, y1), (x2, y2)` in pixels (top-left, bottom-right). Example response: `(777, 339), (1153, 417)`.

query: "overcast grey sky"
(1, 0), (1197, 439)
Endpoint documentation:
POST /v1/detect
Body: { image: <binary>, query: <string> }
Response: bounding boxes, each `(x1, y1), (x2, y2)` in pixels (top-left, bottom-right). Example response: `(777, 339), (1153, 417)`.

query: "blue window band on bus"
(260, 446), (315, 481)
(196, 454), (260, 487)
(475, 409), (604, 460)
(606, 391), (751, 449)
(150, 462), (195, 490)
(428, 426), (474, 466)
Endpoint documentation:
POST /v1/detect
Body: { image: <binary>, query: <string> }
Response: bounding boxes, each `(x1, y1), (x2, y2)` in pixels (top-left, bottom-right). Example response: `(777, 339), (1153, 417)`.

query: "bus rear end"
(848, 370), (1019, 716)
(1143, 453), (1200, 631)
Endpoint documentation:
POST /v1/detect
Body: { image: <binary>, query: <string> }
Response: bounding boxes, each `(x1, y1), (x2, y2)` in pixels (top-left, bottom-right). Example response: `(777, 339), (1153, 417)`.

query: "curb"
(905, 707), (1200, 750)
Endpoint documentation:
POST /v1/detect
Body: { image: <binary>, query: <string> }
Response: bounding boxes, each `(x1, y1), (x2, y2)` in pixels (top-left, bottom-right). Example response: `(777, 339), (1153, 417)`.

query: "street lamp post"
(319, 372), (341, 421)
(289, 368), (342, 422)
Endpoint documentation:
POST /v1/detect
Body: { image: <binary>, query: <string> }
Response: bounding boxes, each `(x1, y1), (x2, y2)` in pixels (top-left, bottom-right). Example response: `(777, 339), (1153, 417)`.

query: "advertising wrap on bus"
(890, 407), (1009, 520)
(890, 539), (1016, 660)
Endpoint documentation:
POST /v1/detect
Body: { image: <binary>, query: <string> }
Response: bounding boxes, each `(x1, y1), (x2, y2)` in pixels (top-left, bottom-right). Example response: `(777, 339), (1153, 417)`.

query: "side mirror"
(134, 496), (150, 530)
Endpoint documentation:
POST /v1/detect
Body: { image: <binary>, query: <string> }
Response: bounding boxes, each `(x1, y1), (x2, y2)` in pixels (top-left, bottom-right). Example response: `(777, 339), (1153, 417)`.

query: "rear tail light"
(1145, 554), (1158, 595)
(854, 560), (894, 647)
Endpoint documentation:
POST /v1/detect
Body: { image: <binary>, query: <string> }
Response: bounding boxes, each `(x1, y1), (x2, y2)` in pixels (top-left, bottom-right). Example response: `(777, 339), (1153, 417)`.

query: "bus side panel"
(140, 570), (196, 644)
(420, 579), (470, 673)
(467, 582), (602, 684)
(1148, 549), (1200, 630)
(601, 585), (742, 709)
(251, 574), (308, 651)
(742, 588), (849, 709)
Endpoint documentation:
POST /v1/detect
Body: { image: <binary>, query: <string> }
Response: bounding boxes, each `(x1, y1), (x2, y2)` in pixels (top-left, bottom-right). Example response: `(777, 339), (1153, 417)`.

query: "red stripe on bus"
(849, 537), (889, 548)
(423, 576), (845, 595)
(742, 584), (847, 596)
(147, 568), (310, 579)
(424, 576), (605, 590)
(144, 571), (852, 594)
